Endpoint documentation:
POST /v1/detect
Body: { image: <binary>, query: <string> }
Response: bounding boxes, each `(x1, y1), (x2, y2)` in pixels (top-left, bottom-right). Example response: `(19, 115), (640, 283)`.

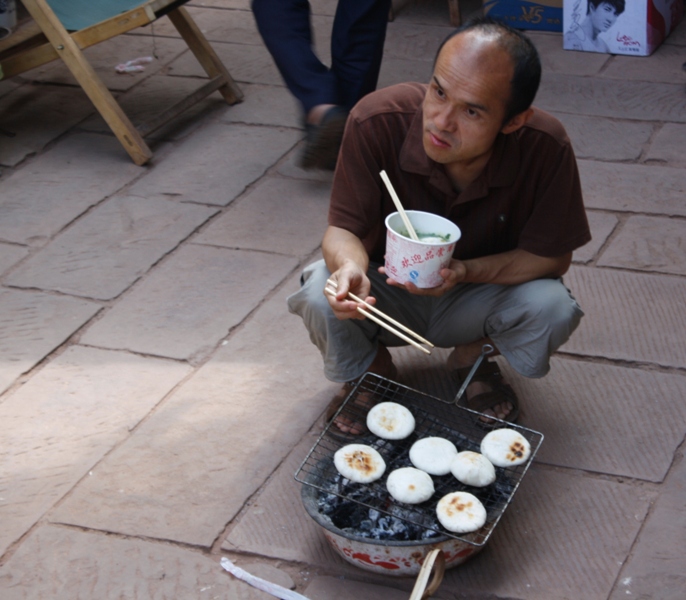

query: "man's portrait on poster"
(564, 0), (626, 52)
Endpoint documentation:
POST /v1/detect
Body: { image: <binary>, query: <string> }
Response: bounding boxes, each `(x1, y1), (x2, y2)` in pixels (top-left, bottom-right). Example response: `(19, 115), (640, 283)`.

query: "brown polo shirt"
(329, 82), (590, 264)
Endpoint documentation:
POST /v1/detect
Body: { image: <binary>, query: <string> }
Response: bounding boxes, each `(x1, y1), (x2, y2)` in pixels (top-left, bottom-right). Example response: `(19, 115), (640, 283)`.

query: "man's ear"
(501, 108), (533, 134)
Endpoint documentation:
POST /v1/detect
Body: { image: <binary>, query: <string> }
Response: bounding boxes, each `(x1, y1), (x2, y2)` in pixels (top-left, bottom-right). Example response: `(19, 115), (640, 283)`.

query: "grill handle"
(453, 343), (495, 404)
(409, 548), (445, 600)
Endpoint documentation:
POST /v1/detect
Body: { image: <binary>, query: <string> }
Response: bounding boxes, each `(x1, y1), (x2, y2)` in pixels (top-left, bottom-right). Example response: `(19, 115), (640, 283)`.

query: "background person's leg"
(330, 0), (392, 109)
(252, 0), (337, 114)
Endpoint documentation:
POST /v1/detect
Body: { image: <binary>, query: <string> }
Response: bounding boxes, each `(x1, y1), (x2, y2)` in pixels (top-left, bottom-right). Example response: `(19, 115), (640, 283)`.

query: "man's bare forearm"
(458, 249), (572, 286)
(322, 226), (370, 274)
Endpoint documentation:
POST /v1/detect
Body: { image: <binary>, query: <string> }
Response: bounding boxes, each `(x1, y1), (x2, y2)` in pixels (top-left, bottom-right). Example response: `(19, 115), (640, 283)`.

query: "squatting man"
(288, 16), (590, 432)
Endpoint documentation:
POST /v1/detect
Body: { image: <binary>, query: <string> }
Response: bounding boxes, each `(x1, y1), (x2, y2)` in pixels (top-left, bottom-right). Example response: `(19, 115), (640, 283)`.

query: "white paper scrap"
(220, 557), (311, 600)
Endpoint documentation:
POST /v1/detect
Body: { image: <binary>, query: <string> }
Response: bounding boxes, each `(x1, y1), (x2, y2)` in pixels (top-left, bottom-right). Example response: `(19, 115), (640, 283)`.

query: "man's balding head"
(435, 17), (541, 124)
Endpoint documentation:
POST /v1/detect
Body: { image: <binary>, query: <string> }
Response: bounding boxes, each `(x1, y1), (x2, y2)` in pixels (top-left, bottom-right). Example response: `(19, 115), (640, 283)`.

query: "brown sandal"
(324, 363), (398, 437)
(452, 360), (520, 423)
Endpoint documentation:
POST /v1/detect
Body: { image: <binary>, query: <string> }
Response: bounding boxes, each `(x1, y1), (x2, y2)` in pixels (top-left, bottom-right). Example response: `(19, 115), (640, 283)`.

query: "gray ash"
(318, 474), (442, 541)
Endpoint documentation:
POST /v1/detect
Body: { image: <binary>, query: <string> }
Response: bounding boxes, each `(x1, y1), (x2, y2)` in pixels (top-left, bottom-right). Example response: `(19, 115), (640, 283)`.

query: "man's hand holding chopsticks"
(325, 264), (376, 321)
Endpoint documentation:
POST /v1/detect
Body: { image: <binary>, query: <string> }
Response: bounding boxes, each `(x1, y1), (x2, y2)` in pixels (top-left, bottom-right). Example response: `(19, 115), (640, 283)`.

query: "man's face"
(590, 3), (620, 32)
(422, 31), (514, 170)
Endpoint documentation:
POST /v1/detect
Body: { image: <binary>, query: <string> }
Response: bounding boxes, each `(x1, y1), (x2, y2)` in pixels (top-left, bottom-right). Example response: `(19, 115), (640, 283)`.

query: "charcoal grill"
(295, 370), (543, 574)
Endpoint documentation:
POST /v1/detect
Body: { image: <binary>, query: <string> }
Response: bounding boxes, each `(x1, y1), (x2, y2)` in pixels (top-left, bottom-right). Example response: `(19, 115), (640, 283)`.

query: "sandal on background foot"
(451, 359), (520, 424)
(324, 363), (399, 438)
(299, 106), (349, 171)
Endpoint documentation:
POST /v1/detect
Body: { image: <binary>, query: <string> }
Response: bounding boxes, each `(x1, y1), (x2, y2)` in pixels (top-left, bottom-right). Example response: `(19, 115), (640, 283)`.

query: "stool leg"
(167, 6), (243, 105)
(448, 0), (461, 27)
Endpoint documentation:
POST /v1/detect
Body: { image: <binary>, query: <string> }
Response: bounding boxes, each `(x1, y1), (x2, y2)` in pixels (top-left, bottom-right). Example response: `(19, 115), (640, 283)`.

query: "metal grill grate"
(295, 373), (544, 546)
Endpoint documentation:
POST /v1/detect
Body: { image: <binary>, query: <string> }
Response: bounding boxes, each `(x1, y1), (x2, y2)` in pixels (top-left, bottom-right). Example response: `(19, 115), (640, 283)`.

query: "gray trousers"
(287, 259), (584, 383)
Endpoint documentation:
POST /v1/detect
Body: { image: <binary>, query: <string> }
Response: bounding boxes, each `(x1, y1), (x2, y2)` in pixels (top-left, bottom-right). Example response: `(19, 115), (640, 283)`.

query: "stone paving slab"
(562, 265), (686, 369)
(535, 73), (686, 123)
(0, 84), (96, 167)
(389, 346), (456, 402)
(378, 57), (435, 90)
(529, 32), (610, 76)
(439, 467), (652, 599)
(578, 159), (686, 216)
(0, 346), (191, 557)
(226, 428), (653, 599)
(0, 525), (283, 599)
(392, 0), (475, 26)
(499, 356), (686, 482)
(600, 44), (686, 84)
(550, 112), (654, 161)
(645, 123), (686, 166)
(597, 215), (686, 276)
(80, 244), (298, 361)
(78, 74), (226, 141)
(304, 576), (413, 600)
(189, 0), (251, 9)
(664, 19), (686, 44)
(383, 21), (449, 62)
(146, 7), (263, 46)
(572, 210), (618, 264)
(160, 7), (336, 71)
(167, 41), (283, 86)
(0, 77), (19, 99)
(6, 195), (217, 301)
(223, 428), (364, 570)
(194, 176), (330, 257)
(128, 122), (301, 206)
(20, 35), (188, 92)
(275, 145), (335, 182)
(0, 243), (28, 275)
(50, 275), (337, 547)
(181, 5), (333, 69)
(0, 133), (144, 245)
(0, 289), (100, 395)
(216, 83), (300, 128)
(609, 450), (686, 600)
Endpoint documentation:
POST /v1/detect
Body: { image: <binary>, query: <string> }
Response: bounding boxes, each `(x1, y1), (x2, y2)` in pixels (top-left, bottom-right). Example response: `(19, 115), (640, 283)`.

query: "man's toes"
(478, 408), (497, 424)
(494, 401), (514, 420)
(334, 414), (366, 435)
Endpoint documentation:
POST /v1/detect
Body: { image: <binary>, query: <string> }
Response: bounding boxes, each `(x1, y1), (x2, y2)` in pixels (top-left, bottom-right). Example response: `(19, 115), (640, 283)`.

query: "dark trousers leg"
(252, 0), (337, 114)
(331, 0), (391, 109)
(252, 0), (391, 114)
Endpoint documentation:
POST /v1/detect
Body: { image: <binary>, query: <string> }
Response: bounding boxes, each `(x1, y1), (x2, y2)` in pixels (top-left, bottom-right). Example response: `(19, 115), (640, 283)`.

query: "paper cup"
(384, 211), (461, 288)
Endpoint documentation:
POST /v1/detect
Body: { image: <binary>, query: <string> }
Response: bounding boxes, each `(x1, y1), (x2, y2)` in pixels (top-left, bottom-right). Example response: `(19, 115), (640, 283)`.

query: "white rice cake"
(480, 428), (531, 467)
(450, 451), (496, 487)
(386, 467), (435, 504)
(334, 444), (386, 483)
(436, 491), (487, 534)
(409, 437), (458, 476)
(366, 402), (415, 440)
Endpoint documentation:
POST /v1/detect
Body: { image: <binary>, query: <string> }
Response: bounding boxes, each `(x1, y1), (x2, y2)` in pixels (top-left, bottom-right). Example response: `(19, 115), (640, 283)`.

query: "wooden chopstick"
(325, 287), (430, 354)
(327, 279), (434, 348)
(325, 279), (433, 354)
(380, 169), (419, 241)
